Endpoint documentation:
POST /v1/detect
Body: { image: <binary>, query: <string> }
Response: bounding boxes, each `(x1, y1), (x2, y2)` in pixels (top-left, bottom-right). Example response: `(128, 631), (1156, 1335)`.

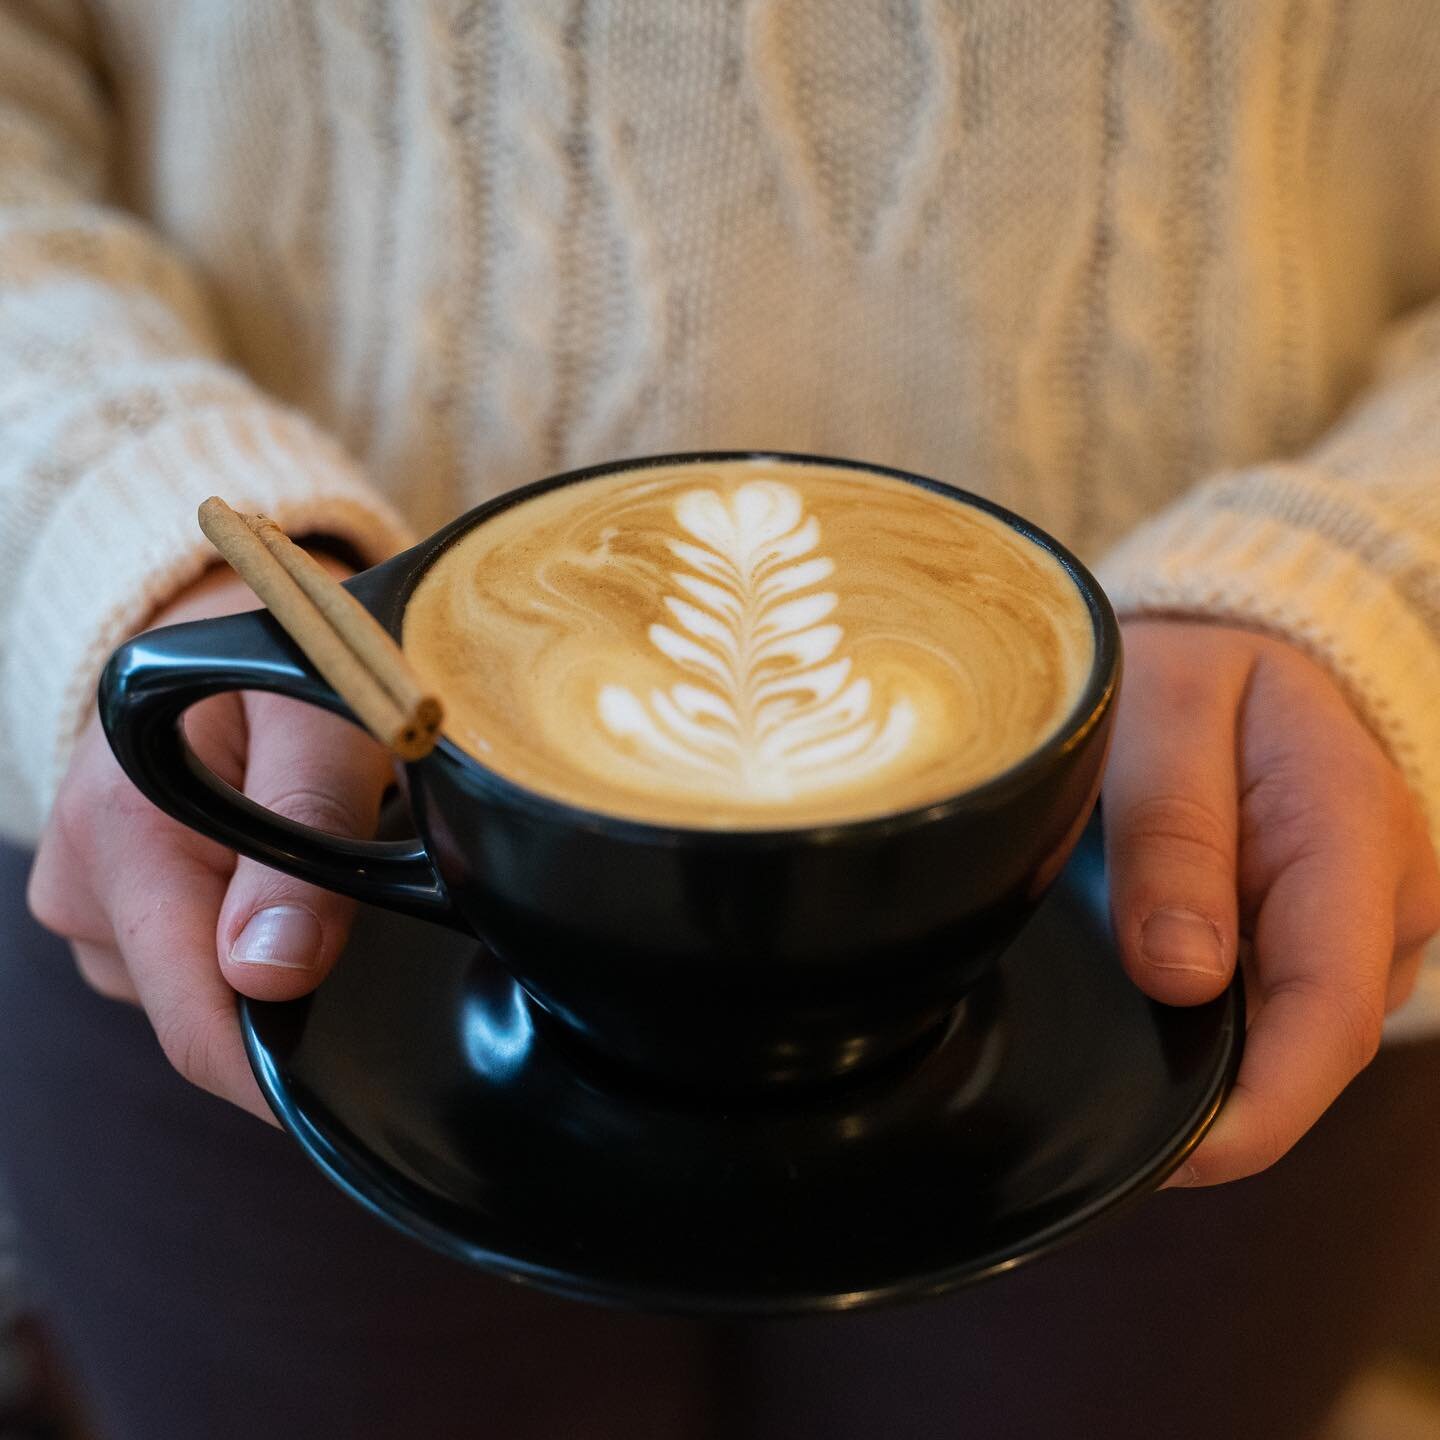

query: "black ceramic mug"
(100, 453), (1121, 1096)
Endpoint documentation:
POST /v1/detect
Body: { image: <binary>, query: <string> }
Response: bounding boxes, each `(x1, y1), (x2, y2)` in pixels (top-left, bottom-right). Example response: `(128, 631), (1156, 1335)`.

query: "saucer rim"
(240, 973), (1243, 1318)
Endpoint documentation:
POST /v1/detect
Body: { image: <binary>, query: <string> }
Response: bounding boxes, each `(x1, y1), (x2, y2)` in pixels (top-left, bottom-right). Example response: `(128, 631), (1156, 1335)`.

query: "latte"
(401, 459), (1095, 828)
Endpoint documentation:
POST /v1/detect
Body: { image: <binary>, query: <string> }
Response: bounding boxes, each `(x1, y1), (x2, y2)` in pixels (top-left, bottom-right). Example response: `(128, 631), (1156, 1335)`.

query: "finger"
(28, 786), (121, 949)
(1103, 629), (1246, 1006)
(87, 812), (277, 1126)
(29, 701), (243, 952)
(1171, 843), (1393, 1186)
(216, 691), (392, 1002)
(70, 941), (140, 1005)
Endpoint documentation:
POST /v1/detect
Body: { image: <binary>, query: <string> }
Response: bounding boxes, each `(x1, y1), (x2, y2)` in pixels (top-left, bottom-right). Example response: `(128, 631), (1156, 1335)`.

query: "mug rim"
(389, 450), (1121, 847)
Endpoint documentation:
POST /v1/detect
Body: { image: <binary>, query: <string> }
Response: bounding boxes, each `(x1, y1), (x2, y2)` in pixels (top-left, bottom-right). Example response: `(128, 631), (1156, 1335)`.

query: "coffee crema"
(402, 460), (1095, 828)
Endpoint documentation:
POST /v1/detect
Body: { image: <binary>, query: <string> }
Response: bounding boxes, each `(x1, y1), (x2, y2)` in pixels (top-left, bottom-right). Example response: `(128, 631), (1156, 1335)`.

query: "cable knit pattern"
(489, 0), (572, 471)
(742, 0), (828, 249)
(871, 0), (960, 264)
(3, 0), (1440, 1029)
(578, 4), (685, 462)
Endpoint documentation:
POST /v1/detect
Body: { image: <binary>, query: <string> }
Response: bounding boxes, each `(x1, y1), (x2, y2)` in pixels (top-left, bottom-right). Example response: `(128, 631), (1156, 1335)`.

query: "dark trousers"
(1, 840), (1437, 1440)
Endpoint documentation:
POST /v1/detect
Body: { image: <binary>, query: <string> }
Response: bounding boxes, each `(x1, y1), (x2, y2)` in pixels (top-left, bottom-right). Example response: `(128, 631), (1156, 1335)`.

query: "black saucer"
(240, 821), (1242, 1317)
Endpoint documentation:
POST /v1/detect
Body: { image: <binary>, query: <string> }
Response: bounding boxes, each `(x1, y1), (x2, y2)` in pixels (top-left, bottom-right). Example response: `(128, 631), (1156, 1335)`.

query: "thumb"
(218, 692), (394, 1001)
(1102, 624), (1244, 1006)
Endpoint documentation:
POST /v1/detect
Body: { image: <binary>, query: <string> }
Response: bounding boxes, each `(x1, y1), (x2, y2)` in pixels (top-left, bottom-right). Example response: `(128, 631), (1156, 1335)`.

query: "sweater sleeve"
(1098, 299), (1440, 1040)
(1097, 294), (1440, 853)
(0, 3), (413, 844)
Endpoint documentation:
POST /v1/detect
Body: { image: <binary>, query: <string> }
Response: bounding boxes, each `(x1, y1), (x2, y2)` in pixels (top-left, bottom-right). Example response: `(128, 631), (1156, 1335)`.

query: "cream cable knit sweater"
(3, 1), (1440, 1032)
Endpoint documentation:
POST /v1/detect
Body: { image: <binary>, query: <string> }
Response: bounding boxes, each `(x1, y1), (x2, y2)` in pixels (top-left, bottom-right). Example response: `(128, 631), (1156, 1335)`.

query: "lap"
(2, 839), (1436, 1440)
(0, 842), (721, 1440)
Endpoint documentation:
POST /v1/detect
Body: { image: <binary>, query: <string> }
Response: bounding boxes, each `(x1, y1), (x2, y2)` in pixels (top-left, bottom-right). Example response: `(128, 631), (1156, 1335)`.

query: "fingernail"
(230, 905), (321, 970)
(1161, 1162), (1199, 1190)
(1140, 908), (1226, 977)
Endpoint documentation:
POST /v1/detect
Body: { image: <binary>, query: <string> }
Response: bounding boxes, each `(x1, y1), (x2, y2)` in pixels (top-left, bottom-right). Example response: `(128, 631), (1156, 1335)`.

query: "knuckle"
(1282, 974), (1385, 1077)
(28, 820), (100, 938)
(1240, 764), (1383, 873)
(252, 780), (369, 839)
(25, 854), (68, 935)
(1116, 791), (1234, 873)
(51, 775), (100, 861)
(72, 950), (131, 1004)
(154, 1003), (231, 1094)
(1240, 766), (1319, 847)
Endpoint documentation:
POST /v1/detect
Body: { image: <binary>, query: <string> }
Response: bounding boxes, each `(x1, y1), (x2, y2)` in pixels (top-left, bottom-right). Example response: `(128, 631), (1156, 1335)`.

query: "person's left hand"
(1103, 618), (1440, 1187)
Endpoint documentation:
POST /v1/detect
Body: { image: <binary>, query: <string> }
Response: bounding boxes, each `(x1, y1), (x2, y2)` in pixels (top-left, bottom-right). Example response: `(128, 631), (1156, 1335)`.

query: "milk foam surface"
(402, 461), (1095, 828)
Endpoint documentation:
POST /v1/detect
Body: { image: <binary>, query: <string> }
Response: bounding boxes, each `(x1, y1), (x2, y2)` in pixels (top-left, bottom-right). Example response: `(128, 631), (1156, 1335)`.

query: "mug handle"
(98, 602), (466, 931)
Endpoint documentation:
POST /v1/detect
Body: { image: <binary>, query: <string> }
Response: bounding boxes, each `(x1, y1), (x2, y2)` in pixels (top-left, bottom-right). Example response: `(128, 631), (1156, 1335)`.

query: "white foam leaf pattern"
(599, 480), (916, 800)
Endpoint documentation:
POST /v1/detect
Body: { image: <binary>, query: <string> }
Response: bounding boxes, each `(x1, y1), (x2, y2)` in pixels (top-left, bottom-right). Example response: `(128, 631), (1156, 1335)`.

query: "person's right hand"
(27, 560), (394, 1124)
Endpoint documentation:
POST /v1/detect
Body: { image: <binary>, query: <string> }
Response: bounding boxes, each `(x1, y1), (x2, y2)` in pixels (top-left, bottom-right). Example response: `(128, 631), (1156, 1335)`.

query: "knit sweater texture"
(2, 0), (1439, 1033)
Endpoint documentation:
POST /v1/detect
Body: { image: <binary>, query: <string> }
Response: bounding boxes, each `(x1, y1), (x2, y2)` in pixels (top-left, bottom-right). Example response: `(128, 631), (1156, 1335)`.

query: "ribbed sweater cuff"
(1099, 467), (1440, 1040)
(3, 404), (414, 836)
(1096, 465), (1440, 844)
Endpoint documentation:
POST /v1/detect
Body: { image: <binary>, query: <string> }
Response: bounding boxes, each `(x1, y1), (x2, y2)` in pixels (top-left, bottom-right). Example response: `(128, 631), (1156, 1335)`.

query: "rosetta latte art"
(401, 459), (1095, 828)
(597, 482), (915, 799)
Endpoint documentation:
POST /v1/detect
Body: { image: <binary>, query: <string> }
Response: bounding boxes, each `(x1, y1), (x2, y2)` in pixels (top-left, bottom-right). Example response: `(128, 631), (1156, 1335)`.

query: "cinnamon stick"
(197, 497), (443, 760)
(243, 511), (443, 737)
